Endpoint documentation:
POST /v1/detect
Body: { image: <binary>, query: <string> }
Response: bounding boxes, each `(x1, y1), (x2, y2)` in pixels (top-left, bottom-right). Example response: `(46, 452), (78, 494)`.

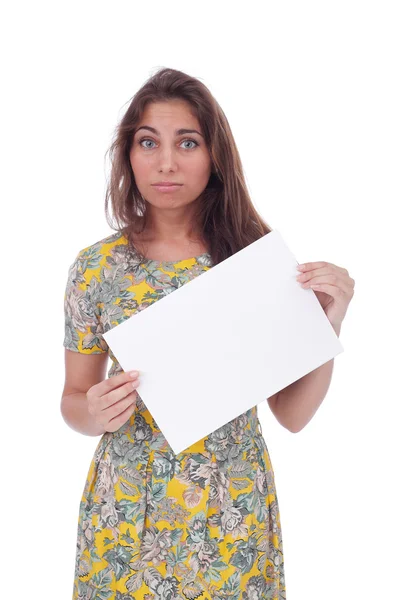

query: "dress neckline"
(142, 252), (211, 265)
(120, 232), (211, 265)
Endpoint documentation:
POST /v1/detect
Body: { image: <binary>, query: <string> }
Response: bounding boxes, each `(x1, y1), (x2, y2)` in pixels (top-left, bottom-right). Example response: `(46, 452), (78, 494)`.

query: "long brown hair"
(104, 67), (272, 266)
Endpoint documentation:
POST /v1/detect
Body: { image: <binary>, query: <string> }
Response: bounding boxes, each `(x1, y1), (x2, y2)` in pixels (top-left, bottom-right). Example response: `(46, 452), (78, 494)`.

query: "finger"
(308, 282), (347, 298)
(299, 270), (350, 287)
(99, 379), (140, 411)
(302, 273), (354, 292)
(95, 370), (139, 397)
(103, 390), (137, 423)
(106, 395), (138, 432)
(298, 261), (348, 274)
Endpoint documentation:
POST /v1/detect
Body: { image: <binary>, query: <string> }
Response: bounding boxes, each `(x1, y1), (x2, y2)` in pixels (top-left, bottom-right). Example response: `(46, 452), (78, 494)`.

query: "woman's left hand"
(296, 261), (355, 333)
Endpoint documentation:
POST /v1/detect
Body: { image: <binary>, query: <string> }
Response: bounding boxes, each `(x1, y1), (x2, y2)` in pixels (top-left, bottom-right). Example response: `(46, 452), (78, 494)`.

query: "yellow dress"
(63, 231), (286, 599)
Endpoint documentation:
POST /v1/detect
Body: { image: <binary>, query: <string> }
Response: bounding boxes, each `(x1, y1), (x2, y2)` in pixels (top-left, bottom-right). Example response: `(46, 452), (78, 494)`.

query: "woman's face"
(129, 99), (212, 213)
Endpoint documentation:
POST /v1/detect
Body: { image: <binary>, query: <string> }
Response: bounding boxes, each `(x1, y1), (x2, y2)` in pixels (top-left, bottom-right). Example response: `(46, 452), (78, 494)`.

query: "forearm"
(275, 324), (341, 433)
(61, 392), (105, 437)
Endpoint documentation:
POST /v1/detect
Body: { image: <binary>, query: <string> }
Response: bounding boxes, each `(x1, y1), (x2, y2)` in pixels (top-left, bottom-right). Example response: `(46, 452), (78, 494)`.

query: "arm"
(268, 323), (341, 433)
(61, 350), (109, 436)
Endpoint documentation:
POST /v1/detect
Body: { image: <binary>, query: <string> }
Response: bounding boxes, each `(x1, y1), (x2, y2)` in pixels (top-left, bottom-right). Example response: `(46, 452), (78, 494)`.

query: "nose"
(156, 145), (179, 172)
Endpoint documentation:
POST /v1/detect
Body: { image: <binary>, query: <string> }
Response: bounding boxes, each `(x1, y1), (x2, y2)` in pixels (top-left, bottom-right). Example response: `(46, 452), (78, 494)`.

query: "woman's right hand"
(86, 370), (140, 433)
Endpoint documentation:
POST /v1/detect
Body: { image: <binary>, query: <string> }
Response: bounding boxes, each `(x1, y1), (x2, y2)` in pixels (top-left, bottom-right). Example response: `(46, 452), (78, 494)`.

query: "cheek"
(188, 155), (212, 180)
(130, 153), (151, 179)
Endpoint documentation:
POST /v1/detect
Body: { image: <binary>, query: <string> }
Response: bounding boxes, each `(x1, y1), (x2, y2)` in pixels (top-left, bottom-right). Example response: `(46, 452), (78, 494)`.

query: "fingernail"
(129, 370), (139, 377)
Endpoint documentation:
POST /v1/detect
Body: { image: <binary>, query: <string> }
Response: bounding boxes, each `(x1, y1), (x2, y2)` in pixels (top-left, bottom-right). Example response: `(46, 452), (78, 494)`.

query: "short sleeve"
(63, 250), (109, 354)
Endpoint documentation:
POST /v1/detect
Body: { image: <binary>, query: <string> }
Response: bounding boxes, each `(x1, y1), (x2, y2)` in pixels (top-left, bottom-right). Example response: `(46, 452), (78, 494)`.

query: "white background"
(1, 1), (399, 598)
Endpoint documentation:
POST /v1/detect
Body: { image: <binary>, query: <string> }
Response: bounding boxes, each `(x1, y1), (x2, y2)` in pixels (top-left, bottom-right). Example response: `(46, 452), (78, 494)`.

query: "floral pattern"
(63, 231), (286, 599)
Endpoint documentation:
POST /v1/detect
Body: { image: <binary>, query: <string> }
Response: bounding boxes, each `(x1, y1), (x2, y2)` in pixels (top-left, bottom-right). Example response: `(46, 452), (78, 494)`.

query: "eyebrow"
(134, 125), (204, 138)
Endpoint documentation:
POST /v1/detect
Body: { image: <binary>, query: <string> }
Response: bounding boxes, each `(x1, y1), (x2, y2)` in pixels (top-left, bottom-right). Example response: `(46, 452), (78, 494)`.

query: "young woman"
(62, 67), (354, 600)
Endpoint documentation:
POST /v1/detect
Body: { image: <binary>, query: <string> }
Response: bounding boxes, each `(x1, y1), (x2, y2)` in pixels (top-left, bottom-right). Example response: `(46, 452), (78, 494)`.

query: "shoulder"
(74, 230), (128, 267)
(78, 230), (127, 260)
(70, 231), (128, 285)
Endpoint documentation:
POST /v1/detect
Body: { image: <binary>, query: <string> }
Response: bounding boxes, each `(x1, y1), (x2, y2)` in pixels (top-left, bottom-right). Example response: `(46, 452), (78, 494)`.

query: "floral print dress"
(63, 231), (286, 600)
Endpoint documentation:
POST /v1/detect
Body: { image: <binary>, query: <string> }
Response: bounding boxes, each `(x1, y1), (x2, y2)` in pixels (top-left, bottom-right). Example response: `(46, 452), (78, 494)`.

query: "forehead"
(138, 99), (200, 127)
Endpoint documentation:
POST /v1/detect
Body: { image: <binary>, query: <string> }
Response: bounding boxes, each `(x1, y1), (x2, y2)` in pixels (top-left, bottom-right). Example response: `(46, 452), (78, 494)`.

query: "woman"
(62, 67), (354, 599)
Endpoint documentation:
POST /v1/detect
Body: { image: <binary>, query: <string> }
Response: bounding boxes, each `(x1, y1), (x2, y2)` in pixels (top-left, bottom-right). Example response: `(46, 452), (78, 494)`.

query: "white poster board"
(103, 230), (343, 454)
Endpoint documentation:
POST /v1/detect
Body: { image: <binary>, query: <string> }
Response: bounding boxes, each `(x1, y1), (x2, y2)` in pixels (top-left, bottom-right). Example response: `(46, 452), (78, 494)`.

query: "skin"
(129, 98), (213, 260)
(295, 261), (355, 332)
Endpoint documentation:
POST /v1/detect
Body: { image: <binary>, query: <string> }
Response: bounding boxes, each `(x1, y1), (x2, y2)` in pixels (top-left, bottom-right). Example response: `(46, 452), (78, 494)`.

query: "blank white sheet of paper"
(103, 229), (344, 454)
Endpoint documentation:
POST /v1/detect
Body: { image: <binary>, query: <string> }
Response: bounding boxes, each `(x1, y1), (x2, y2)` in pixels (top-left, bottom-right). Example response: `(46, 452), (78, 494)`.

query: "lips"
(152, 183), (183, 193)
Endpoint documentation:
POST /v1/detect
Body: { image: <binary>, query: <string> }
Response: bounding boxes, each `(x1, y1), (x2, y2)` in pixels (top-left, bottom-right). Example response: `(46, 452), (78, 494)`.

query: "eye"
(181, 139), (199, 149)
(138, 137), (199, 150)
(138, 138), (156, 149)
